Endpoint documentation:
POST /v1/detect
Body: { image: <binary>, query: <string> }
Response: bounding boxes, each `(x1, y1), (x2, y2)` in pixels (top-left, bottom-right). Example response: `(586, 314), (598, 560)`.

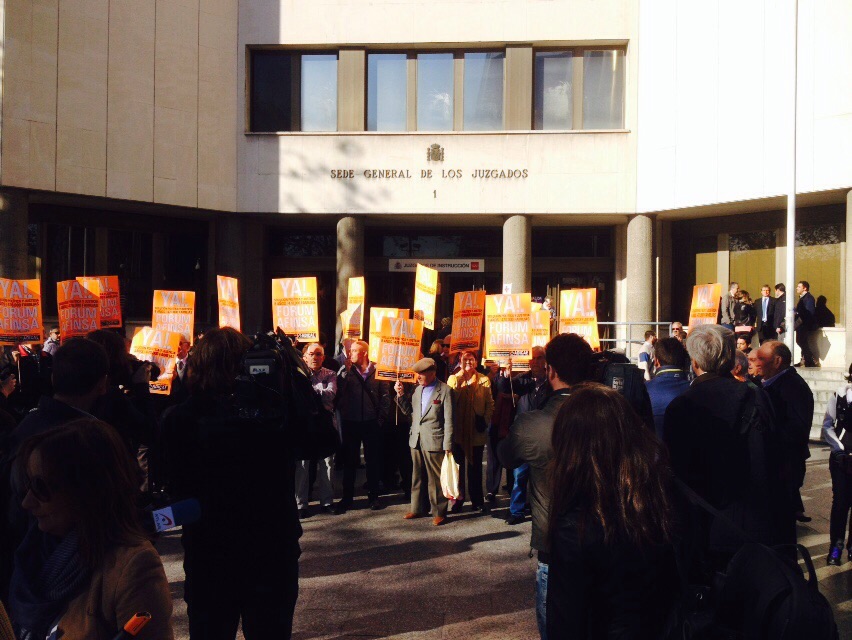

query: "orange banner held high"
(559, 289), (600, 349)
(57, 279), (100, 341)
(484, 293), (532, 362)
(375, 317), (424, 382)
(368, 307), (409, 362)
(688, 283), (723, 329)
(152, 290), (196, 344)
(77, 276), (121, 329)
(217, 275), (241, 331)
(0, 279), (43, 345)
(271, 277), (319, 342)
(450, 290), (485, 354)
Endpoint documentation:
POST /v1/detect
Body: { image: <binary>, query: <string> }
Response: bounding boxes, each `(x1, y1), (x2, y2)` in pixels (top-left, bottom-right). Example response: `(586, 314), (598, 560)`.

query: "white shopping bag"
(440, 451), (461, 500)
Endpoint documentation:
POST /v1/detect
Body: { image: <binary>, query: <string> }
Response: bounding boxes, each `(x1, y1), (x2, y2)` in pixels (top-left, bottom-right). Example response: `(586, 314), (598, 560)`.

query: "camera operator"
(163, 327), (301, 639)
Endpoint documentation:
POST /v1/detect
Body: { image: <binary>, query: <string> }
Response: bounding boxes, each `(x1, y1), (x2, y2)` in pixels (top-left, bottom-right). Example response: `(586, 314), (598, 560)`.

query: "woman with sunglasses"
(7, 418), (173, 640)
(547, 384), (677, 639)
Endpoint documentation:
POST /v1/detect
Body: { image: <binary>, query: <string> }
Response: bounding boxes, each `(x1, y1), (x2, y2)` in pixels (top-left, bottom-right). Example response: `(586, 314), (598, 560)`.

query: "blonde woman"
(447, 351), (494, 512)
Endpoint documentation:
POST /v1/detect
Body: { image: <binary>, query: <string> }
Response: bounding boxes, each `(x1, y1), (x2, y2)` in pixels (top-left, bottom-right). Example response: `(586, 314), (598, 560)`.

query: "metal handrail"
(597, 321), (674, 362)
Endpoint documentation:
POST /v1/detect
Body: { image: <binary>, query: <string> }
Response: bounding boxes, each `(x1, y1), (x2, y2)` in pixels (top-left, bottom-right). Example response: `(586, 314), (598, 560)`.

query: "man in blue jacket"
(794, 280), (818, 367)
(645, 337), (690, 440)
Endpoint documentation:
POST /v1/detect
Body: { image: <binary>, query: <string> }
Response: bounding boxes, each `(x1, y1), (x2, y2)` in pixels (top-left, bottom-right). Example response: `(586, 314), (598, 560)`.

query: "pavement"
(158, 444), (852, 639)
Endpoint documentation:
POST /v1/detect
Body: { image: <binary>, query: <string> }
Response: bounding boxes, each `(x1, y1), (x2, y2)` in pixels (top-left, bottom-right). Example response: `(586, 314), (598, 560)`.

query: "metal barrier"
(597, 321), (673, 362)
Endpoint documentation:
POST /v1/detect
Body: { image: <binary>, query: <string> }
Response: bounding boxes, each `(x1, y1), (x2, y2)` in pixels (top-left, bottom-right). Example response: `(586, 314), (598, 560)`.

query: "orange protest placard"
(346, 277), (365, 338)
(531, 309), (551, 348)
(484, 293), (532, 362)
(413, 264), (438, 330)
(0, 279), (43, 345)
(57, 279), (100, 341)
(217, 275), (241, 331)
(77, 276), (121, 329)
(129, 326), (181, 395)
(559, 288), (600, 349)
(152, 290), (196, 343)
(375, 316), (424, 382)
(368, 307), (409, 362)
(689, 283), (722, 329)
(271, 277), (319, 342)
(450, 290), (485, 354)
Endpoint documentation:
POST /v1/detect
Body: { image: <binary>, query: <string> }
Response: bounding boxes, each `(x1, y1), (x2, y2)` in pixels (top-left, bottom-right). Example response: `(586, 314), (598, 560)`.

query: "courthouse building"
(0, 0), (850, 363)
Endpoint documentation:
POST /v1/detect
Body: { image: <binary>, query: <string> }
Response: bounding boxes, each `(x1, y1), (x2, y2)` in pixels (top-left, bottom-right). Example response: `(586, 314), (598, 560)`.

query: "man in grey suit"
(394, 357), (454, 526)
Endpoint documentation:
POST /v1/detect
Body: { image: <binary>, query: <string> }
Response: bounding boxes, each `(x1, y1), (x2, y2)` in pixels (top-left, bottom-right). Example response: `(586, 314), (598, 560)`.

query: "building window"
(582, 49), (625, 129)
(417, 53), (454, 131)
(367, 53), (408, 131)
(463, 52), (504, 131)
(729, 231), (776, 305)
(300, 54), (338, 132)
(249, 51), (338, 132)
(796, 224), (843, 326)
(534, 51), (573, 130)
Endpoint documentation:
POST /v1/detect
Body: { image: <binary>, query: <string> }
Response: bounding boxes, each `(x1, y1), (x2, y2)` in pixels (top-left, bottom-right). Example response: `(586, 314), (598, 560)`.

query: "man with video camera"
(163, 327), (322, 639)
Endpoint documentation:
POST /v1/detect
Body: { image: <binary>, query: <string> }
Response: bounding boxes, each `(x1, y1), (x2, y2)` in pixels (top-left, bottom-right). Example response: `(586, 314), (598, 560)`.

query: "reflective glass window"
(534, 51), (573, 130)
(582, 49), (625, 129)
(367, 53), (408, 131)
(301, 54), (338, 132)
(417, 53), (454, 131)
(463, 52), (504, 130)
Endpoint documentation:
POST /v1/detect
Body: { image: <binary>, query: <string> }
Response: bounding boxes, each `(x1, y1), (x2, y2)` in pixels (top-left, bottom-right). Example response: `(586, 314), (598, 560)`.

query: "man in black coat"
(755, 284), (777, 343)
(664, 325), (790, 568)
(757, 340), (815, 522)
(795, 280), (818, 367)
(772, 283), (787, 339)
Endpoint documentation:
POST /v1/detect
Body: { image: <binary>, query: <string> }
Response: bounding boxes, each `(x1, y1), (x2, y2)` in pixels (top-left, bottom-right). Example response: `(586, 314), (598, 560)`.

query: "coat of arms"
(426, 144), (444, 162)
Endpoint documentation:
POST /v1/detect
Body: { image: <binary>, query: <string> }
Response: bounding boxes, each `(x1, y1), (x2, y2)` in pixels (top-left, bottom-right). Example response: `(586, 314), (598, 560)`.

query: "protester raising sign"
(375, 317), (424, 382)
(129, 326), (181, 395)
(413, 264), (438, 330)
(57, 279), (100, 341)
(689, 283), (723, 329)
(484, 293), (532, 362)
(271, 277), (319, 342)
(450, 290), (485, 354)
(559, 288), (600, 349)
(346, 277), (365, 339)
(152, 290), (196, 344)
(0, 278), (43, 346)
(77, 276), (121, 329)
(368, 307), (409, 362)
(217, 275), (241, 331)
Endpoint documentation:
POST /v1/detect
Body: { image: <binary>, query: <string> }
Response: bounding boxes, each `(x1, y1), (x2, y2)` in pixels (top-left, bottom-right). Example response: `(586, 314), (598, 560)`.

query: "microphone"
(112, 612), (151, 639)
(147, 498), (202, 533)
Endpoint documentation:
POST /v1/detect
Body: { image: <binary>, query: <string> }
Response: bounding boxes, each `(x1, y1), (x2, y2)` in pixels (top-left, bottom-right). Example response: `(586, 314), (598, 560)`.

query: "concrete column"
(502, 215), (531, 293)
(656, 219), (672, 322)
(626, 214), (654, 354)
(214, 216), (265, 334)
(717, 233), (730, 287)
(845, 190), (852, 363)
(505, 46), (533, 129)
(336, 216), (364, 339)
(0, 190), (29, 279)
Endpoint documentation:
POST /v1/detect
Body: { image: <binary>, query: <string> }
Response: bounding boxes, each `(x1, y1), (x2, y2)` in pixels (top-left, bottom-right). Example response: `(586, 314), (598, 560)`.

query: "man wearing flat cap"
(395, 357), (455, 525)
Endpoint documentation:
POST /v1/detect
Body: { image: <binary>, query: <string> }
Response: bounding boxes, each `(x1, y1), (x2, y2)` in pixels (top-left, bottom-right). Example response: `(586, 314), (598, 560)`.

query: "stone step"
(799, 368), (846, 382)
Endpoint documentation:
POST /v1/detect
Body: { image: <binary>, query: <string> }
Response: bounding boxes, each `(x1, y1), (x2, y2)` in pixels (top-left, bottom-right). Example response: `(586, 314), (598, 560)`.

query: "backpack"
(669, 479), (839, 640)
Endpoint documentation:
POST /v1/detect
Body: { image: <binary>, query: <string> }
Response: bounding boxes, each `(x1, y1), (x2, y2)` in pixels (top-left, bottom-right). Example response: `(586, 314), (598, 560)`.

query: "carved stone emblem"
(426, 143), (444, 162)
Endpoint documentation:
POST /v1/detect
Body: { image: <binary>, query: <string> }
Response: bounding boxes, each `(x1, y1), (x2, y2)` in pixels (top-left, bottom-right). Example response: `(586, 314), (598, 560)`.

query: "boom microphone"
(147, 498), (202, 533)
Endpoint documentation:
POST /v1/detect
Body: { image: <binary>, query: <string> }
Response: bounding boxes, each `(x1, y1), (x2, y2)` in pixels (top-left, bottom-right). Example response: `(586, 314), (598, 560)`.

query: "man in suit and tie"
(395, 357), (454, 526)
(755, 284), (777, 343)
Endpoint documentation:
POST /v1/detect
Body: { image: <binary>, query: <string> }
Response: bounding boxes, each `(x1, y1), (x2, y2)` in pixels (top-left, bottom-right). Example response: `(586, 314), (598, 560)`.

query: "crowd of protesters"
(0, 275), (842, 639)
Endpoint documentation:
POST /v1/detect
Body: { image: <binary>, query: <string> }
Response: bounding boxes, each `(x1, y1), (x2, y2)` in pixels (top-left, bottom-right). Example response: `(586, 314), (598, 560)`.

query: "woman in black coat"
(546, 384), (678, 639)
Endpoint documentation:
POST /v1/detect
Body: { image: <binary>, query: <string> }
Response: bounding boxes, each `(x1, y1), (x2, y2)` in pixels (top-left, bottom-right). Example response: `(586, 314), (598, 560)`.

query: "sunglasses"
(23, 475), (53, 502)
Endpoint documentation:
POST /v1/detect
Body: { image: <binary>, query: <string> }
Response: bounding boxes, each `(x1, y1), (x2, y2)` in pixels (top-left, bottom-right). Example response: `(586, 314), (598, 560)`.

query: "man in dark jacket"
(794, 280), (818, 367)
(335, 339), (384, 512)
(664, 325), (790, 569)
(498, 333), (593, 640)
(772, 283), (787, 338)
(757, 340), (815, 523)
(645, 338), (690, 440)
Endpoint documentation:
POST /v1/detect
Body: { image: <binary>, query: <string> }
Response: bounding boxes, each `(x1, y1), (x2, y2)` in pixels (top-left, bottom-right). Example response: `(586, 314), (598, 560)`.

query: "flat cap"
(412, 357), (437, 373)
